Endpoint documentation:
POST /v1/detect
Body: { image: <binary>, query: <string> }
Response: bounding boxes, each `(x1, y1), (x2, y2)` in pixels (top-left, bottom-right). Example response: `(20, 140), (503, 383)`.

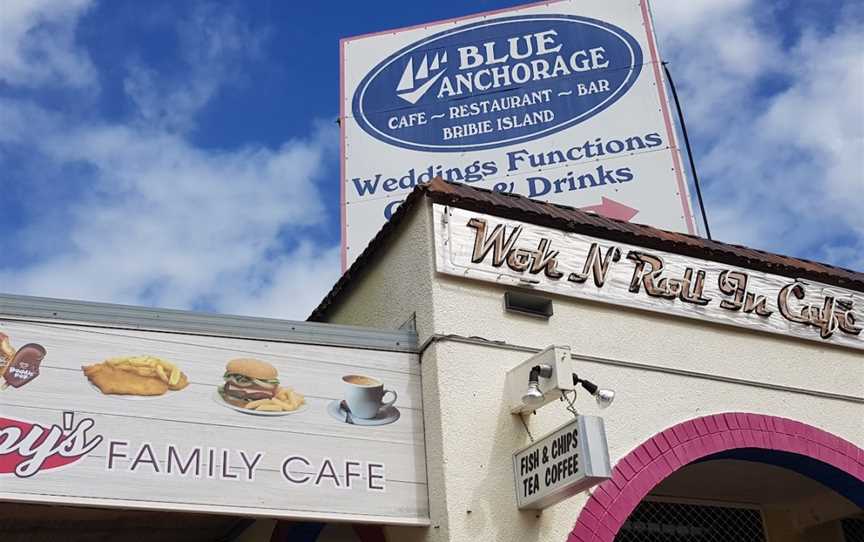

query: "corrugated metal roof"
(310, 178), (863, 321)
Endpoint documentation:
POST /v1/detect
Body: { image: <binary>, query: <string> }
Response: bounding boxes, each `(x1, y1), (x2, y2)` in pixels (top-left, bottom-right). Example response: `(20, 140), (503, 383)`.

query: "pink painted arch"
(568, 412), (864, 542)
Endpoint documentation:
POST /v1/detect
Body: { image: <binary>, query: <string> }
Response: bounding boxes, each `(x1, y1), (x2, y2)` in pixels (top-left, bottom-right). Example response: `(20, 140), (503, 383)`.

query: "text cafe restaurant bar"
(1, 179), (862, 542)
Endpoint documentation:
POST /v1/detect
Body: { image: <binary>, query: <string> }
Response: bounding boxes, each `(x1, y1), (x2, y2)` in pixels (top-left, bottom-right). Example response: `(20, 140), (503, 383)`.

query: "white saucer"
(327, 400), (400, 426)
(213, 390), (308, 416)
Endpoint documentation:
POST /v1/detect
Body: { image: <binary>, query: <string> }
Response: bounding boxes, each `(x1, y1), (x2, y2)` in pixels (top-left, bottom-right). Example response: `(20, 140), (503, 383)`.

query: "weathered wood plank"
(434, 204), (864, 351)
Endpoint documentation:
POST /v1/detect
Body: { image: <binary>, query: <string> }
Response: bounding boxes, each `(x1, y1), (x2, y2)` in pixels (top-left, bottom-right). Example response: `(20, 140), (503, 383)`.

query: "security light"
(595, 388), (616, 408)
(506, 346), (616, 414)
(521, 381), (544, 406)
(521, 364), (553, 407)
(572, 374), (615, 408)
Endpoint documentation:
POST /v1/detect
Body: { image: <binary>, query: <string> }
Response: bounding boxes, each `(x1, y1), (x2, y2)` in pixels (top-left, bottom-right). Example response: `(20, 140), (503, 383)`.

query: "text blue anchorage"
(352, 14), (644, 152)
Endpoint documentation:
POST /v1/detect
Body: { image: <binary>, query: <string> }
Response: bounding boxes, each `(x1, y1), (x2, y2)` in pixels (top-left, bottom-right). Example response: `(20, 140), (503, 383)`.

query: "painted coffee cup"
(342, 375), (397, 419)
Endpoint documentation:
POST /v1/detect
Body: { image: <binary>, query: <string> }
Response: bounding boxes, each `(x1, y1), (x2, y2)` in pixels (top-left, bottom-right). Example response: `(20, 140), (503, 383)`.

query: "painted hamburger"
(219, 358), (280, 408)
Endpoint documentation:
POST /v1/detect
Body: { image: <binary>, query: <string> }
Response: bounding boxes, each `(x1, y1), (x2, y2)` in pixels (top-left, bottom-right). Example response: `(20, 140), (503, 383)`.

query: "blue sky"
(1, 0), (862, 320)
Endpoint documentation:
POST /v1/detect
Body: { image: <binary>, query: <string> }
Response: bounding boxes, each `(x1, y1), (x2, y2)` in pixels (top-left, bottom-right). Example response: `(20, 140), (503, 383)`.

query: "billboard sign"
(341, 0), (696, 267)
(0, 319), (428, 525)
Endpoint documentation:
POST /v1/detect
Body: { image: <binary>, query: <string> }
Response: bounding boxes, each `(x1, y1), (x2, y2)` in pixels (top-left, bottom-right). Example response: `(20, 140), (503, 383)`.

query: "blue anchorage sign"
(352, 15), (643, 152)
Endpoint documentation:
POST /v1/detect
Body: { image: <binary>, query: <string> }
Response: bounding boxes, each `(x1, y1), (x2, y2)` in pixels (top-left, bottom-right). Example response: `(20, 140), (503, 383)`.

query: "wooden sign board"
(434, 205), (864, 351)
(0, 317), (428, 525)
(513, 416), (611, 510)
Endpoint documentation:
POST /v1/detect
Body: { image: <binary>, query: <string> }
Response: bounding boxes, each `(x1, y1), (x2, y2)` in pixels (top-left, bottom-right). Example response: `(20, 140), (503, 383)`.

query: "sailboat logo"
(395, 51), (448, 105)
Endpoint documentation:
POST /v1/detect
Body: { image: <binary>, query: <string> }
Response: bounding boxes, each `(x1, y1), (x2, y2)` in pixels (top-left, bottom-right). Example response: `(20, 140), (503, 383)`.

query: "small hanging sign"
(513, 415), (611, 510)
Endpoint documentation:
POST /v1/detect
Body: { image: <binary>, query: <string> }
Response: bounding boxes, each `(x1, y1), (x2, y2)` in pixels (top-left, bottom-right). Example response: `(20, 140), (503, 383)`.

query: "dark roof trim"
(310, 179), (863, 321)
(0, 293), (417, 352)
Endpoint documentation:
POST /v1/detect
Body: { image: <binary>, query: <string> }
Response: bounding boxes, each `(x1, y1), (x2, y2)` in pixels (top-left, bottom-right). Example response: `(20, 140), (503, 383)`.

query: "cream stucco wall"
(327, 201), (437, 334)
(323, 199), (864, 542)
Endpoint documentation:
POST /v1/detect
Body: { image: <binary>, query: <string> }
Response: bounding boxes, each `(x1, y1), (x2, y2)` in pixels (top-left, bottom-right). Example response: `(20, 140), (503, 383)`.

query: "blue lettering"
(616, 167), (634, 183)
(399, 169), (418, 190)
(384, 199), (404, 220)
(352, 175), (382, 197)
(382, 177), (398, 192)
(507, 149), (530, 172)
(527, 176), (551, 197)
(596, 165), (617, 185)
(644, 132), (663, 148)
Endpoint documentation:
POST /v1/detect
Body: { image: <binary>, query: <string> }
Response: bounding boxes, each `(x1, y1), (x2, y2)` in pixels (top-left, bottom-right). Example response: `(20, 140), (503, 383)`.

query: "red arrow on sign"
(580, 197), (639, 222)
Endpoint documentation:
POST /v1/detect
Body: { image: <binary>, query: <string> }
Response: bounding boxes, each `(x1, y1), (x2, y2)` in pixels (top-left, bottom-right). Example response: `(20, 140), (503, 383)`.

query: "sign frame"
(512, 415), (611, 510)
(340, 0), (697, 269)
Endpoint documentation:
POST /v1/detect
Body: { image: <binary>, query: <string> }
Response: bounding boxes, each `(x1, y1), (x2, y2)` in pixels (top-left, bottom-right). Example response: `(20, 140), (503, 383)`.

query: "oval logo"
(352, 15), (643, 152)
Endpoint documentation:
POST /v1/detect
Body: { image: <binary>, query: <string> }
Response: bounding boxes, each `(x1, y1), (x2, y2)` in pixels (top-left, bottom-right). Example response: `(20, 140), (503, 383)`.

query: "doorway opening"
(615, 459), (862, 541)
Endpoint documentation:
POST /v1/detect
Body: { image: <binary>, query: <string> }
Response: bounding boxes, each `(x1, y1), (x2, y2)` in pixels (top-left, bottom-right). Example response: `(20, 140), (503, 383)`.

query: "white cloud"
(653, 1), (784, 132)
(0, 100), (341, 318)
(124, 3), (266, 134)
(652, 0), (864, 270)
(217, 242), (342, 319)
(0, 2), (342, 320)
(0, 0), (97, 88)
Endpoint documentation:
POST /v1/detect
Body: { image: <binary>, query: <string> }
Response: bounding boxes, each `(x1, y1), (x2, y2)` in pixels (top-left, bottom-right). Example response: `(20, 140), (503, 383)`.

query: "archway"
(568, 413), (864, 542)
